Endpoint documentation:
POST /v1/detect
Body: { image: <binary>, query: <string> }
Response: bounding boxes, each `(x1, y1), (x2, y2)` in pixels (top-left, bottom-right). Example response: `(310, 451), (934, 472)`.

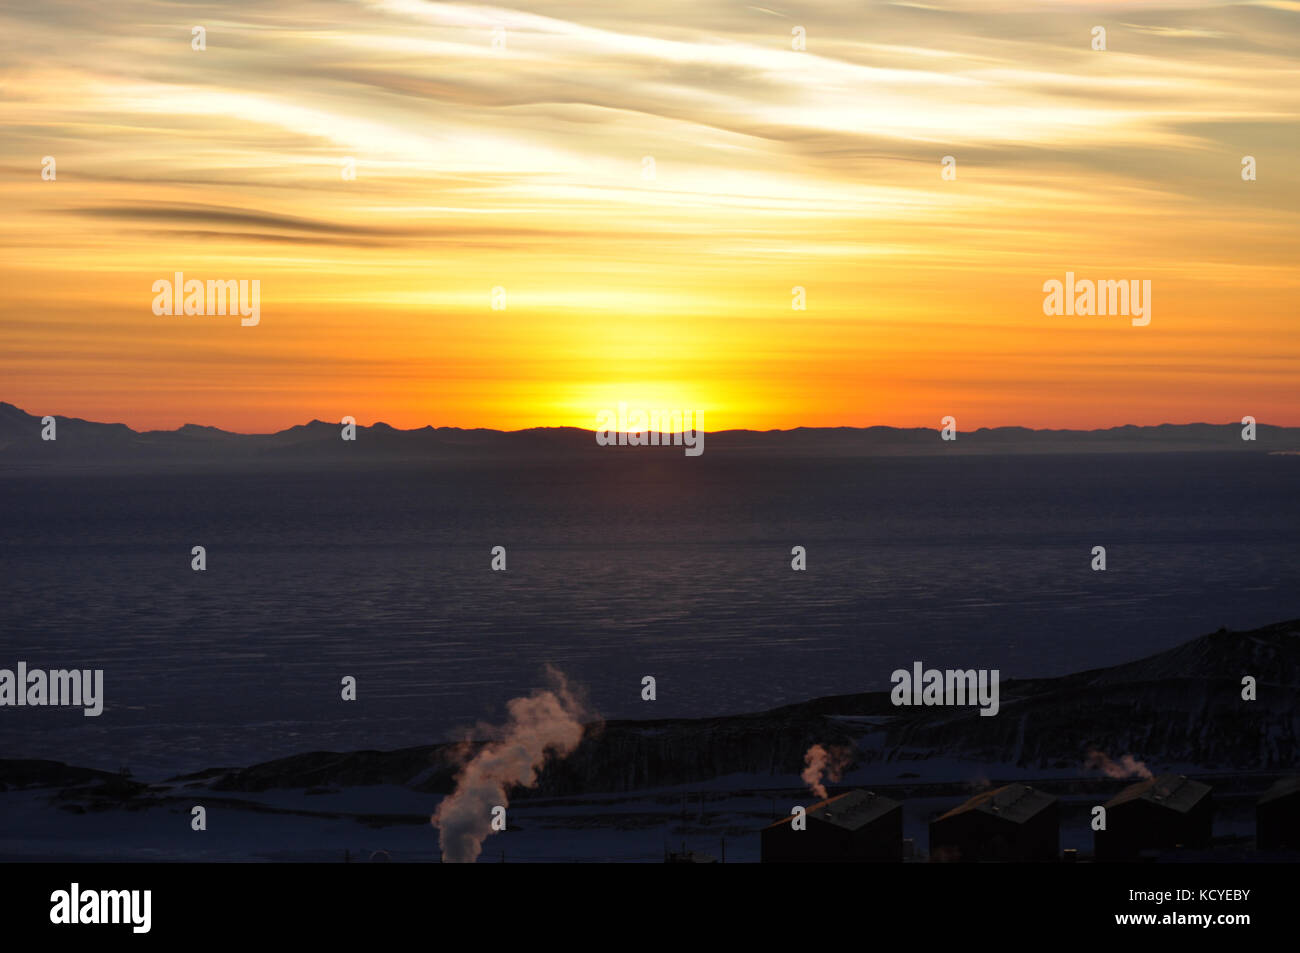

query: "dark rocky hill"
(100, 618), (1294, 797)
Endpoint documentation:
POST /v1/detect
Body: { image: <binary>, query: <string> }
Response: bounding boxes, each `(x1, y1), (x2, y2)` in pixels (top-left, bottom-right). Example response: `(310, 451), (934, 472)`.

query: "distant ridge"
(199, 618), (1300, 795)
(4, 618), (1294, 795)
(1, 401), (1297, 467)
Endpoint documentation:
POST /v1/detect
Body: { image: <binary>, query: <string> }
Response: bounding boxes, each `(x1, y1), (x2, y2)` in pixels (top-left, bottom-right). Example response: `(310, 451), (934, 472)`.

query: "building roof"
(1258, 776), (1300, 806)
(935, 783), (1056, 825)
(1106, 774), (1211, 813)
(764, 789), (900, 831)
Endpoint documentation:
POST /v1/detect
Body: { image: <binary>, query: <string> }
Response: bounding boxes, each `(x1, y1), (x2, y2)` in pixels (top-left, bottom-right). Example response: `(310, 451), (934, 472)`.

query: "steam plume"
(1084, 748), (1153, 780)
(801, 743), (853, 800)
(432, 668), (591, 863)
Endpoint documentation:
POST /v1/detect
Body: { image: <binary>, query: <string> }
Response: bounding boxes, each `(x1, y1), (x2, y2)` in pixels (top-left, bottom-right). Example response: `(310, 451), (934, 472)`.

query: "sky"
(1, 0), (1297, 433)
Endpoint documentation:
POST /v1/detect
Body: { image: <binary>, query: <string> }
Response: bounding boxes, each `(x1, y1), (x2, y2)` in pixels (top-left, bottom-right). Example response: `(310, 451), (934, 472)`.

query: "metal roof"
(935, 783), (1056, 824)
(1105, 774), (1211, 813)
(765, 789), (901, 831)
(1258, 776), (1300, 806)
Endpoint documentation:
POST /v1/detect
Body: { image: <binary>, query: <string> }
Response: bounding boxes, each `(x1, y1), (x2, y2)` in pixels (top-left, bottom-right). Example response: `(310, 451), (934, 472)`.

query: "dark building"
(1095, 774), (1212, 860)
(929, 783), (1059, 862)
(761, 789), (903, 862)
(1257, 777), (1300, 850)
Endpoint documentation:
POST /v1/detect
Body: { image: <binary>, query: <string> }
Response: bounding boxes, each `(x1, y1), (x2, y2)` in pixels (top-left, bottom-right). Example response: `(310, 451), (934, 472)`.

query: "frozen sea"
(2, 451), (1297, 777)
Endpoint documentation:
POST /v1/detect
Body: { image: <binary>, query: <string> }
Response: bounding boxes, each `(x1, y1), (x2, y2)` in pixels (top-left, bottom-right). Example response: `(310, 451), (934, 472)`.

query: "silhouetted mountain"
(2, 401), (1295, 467)
(116, 618), (1295, 797)
(875, 619), (1299, 772)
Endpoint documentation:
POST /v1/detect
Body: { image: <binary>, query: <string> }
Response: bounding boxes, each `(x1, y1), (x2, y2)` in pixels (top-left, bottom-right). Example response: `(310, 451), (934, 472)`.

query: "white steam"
(801, 743), (852, 800)
(1084, 748), (1153, 780)
(432, 668), (590, 863)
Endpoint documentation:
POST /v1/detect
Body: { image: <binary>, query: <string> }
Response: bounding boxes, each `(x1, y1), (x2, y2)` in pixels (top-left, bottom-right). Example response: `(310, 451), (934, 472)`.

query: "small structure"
(761, 789), (903, 862)
(1257, 777), (1300, 850)
(1095, 774), (1212, 860)
(929, 783), (1059, 862)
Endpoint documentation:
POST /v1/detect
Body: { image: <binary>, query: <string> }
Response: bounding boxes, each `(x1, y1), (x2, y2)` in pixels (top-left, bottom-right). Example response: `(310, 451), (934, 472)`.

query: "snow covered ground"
(0, 751), (1270, 863)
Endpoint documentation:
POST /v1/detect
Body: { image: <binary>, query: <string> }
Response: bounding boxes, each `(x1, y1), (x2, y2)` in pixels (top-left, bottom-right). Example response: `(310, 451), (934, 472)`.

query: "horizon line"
(0, 401), (1284, 439)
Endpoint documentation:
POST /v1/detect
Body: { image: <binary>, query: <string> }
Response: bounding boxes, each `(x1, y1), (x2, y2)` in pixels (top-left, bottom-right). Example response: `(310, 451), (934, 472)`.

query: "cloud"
(2, 0), (1298, 431)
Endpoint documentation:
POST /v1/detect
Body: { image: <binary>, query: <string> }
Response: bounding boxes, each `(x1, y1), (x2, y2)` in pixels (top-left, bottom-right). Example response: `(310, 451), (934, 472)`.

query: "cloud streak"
(1, 0), (1297, 431)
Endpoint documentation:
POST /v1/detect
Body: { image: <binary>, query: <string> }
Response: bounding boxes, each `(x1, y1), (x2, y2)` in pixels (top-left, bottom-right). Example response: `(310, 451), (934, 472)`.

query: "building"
(1094, 774), (1212, 860)
(1257, 777), (1300, 850)
(761, 789), (903, 862)
(929, 783), (1059, 862)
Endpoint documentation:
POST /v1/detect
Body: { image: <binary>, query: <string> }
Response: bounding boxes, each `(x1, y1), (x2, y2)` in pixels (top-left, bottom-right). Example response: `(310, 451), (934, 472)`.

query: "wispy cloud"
(1, 0), (1297, 430)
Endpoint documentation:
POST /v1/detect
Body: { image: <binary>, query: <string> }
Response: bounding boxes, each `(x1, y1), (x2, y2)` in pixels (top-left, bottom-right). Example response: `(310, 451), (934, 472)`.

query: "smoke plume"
(801, 743), (853, 800)
(432, 668), (591, 863)
(1084, 748), (1153, 780)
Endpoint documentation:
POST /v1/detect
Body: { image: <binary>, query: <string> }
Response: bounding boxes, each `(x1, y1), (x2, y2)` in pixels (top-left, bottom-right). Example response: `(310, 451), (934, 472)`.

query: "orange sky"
(2, 1), (1298, 433)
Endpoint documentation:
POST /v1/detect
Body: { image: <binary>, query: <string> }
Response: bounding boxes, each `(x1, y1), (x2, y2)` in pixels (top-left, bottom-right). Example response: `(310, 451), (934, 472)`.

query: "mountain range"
(2, 402), (1296, 466)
